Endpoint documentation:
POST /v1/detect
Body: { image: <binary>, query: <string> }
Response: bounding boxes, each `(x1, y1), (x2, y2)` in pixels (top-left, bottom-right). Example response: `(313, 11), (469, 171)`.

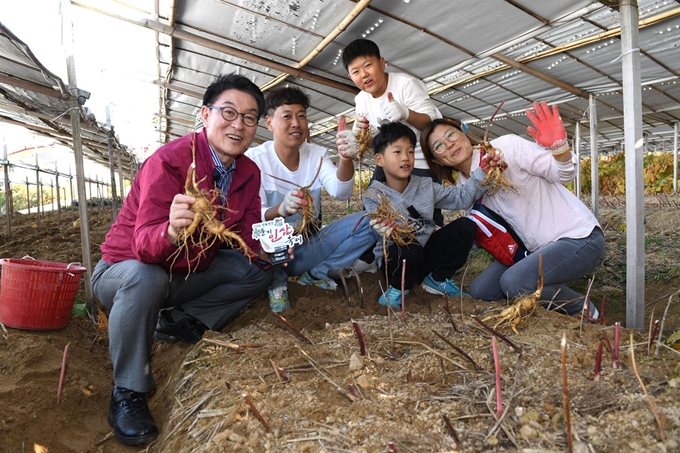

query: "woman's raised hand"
(525, 101), (567, 150)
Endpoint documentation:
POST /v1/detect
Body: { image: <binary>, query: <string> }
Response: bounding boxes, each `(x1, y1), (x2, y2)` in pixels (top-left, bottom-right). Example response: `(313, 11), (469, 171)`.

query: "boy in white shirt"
(342, 38), (445, 270)
(246, 87), (378, 312)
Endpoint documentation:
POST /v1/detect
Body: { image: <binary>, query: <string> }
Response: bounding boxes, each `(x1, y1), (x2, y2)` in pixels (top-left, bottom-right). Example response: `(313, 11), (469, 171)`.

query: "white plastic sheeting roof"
(128, 0), (680, 160)
(2, 1), (679, 166)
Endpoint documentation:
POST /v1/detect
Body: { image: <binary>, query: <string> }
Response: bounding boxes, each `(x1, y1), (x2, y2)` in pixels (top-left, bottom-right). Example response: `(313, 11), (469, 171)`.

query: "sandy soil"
(0, 195), (679, 453)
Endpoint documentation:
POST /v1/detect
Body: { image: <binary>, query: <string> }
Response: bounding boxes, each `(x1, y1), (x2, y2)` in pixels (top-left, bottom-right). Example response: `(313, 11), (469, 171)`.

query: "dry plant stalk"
(471, 315), (522, 353)
(57, 342), (70, 404)
(477, 101), (519, 195)
(629, 332), (665, 440)
(244, 393), (272, 433)
(491, 337), (503, 418)
(483, 255), (543, 334)
(169, 136), (250, 275)
(561, 334), (574, 453)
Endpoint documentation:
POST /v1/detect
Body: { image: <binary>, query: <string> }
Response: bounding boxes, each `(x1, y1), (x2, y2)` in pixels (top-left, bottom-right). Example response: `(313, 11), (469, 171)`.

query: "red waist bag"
(468, 203), (529, 266)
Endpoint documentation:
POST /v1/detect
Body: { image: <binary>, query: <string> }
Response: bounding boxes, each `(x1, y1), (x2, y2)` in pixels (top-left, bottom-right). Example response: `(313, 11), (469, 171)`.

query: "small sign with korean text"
(252, 217), (303, 265)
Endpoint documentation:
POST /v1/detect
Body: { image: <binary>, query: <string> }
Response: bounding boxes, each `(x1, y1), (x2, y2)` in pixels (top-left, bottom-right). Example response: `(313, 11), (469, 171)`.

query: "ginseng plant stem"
(599, 295), (607, 325)
(491, 337), (503, 419)
(401, 259), (406, 323)
(57, 342), (70, 404)
(352, 321), (366, 356)
(244, 393), (272, 433)
(629, 332), (665, 440)
(594, 341), (603, 382)
(471, 315), (522, 353)
(561, 334), (574, 453)
(614, 322), (621, 369)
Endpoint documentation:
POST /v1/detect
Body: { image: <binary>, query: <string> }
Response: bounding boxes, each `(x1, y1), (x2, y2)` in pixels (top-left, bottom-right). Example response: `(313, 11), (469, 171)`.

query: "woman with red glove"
(420, 101), (604, 318)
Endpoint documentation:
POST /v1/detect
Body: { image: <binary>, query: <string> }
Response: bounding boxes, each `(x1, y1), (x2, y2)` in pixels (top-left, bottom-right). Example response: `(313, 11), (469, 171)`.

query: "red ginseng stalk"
(352, 321), (366, 356)
(613, 322), (621, 369)
(593, 341), (603, 381)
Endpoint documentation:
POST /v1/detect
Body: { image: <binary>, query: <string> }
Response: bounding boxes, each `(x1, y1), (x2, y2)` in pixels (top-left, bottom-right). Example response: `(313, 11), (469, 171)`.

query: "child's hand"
(337, 131), (358, 159)
(383, 92), (409, 122)
(369, 218), (396, 237)
(525, 101), (567, 151)
(336, 115), (358, 159)
(352, 116), (369, 136)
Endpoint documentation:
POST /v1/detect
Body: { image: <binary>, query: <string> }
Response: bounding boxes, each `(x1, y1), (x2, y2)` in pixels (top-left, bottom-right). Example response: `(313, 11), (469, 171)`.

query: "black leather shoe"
(107, 387), (158, 446)
(154, 310), (206, 344)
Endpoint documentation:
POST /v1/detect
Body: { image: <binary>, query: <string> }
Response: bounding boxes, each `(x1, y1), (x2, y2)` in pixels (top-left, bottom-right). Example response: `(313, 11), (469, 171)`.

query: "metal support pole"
(589, 95), (599, 219)
(575, 121), (581, 198)
(674, 122), (678, 193)
(621, 0), (645, 330)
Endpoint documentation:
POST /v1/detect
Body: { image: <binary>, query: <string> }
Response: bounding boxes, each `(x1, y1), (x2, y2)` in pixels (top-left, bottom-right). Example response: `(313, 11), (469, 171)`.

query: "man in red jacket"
(92, 74), (274, 446)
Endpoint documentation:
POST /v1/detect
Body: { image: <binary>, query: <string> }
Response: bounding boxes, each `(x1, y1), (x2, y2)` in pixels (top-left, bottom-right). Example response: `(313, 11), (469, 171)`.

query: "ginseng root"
(478, 101), (519, 195)
(355, 191), (416, 247)
(169, 136), (251, 277)
(268, 156), (323, 239)
(483, 255), (543, 334)
(356, 125), (372, 161)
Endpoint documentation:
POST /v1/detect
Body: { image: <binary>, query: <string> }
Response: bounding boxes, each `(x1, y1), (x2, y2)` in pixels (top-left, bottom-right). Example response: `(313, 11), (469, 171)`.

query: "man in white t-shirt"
(246, 87), (378, 312)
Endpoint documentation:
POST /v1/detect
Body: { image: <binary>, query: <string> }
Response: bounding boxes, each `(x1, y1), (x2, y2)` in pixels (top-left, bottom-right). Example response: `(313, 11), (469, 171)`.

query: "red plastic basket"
(0, 258), (87, 330)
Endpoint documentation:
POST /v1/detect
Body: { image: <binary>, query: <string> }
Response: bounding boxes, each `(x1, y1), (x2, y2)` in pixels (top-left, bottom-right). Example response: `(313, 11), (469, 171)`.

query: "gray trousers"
(92, 249), (273, 392)
(469, 226), (605, 315)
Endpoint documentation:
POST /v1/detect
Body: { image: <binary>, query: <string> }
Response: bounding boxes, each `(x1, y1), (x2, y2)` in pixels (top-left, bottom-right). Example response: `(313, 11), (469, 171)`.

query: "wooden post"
(106, 105), (118, 220)
(55, 162), (61, 224)
(35, 152), (41, 230)
(3, 143), (11, 241)
(25, 176), (30, 214)
(69, 168), (75, 221)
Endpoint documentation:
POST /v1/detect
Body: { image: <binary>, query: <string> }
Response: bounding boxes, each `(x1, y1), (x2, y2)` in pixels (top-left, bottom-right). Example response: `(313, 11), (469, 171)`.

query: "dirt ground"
(0, 194), (679, 453)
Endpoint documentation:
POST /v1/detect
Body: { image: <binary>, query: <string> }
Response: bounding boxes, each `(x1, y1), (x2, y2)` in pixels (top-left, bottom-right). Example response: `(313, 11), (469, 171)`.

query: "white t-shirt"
(246, 141), (354, 225)
(354, 72), (442, 170)
(458, 135), (600, 252)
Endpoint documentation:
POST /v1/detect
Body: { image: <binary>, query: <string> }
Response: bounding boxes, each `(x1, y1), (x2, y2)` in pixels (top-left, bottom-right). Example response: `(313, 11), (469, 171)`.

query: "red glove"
(525, 101), (567, 151)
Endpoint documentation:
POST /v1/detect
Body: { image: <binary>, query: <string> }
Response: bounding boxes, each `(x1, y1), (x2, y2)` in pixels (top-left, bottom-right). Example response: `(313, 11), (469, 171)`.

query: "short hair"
(342, 39), (381, 71)
(264, 86), (311, 117)
(372, 121), (416, 155)
(202, 74), (266, 119)
(420, 118), (478, 185)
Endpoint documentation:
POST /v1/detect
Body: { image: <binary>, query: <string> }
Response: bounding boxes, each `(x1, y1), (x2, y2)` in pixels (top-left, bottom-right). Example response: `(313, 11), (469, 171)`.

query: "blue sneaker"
(298, 272), (337, 291)
(421, 274), (469, 297)
(268, 286), (290, 313)
(378, 286), (409, 308)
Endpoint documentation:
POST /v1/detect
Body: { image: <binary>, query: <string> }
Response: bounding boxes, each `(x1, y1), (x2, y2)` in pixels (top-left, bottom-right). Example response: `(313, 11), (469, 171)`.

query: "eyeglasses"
(431, 129), (461, 154)
(208, 106), (259, 127)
